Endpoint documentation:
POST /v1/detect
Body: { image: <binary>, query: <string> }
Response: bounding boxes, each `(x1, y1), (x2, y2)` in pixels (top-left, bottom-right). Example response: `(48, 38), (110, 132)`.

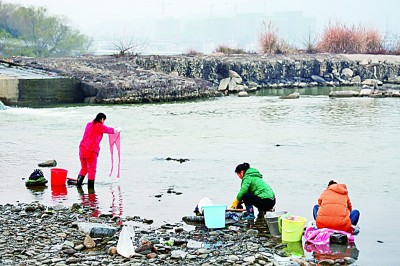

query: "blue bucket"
(202, 205), (226, 229)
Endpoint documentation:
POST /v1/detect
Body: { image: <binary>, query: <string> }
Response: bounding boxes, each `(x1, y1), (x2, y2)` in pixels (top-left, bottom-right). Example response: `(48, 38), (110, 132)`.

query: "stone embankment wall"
(7, 54), (400, 105)
(13, 56), (220, 105)
(0, 77), (19, 103)
(0, 76), (81, 106)
(135, 54), (400, 89)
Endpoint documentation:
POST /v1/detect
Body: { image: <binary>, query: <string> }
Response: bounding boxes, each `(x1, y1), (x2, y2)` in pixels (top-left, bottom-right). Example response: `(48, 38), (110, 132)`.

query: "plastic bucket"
(265, 210), (288, 237)
(279, 215), (307, 242)
(51, 168), (68, 186)
(202, 205), (226, 229)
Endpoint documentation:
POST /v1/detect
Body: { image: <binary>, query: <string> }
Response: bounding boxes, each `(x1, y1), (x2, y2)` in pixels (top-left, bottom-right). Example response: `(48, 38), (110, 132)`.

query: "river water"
(1, 89), (399, 265)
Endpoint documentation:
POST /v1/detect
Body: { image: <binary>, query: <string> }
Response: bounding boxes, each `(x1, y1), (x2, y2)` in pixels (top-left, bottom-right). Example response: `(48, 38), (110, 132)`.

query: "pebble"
(0, 202), (358, 265)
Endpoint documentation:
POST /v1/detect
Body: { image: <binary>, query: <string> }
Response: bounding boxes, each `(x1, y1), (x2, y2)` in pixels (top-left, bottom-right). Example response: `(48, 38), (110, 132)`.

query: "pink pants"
(79, 147), (98, 181)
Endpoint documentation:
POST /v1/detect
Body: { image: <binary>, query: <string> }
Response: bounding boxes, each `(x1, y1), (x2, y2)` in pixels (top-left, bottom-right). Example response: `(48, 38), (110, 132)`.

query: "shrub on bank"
(258, 21), (293, 55)
(394, 41), (400, 55)
(317, 22), (384, 54)
(185, 48), (203, 56)
(214, 45), (247, 55)
(303, 33), (319, 54)
(382, 37), (400, 55)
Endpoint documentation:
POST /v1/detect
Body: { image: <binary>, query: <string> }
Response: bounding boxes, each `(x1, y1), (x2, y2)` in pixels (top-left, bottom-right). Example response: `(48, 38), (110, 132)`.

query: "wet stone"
(0, 201), (342, 266)
(319, 259), (335, 265)
(66, 257), (80, 264)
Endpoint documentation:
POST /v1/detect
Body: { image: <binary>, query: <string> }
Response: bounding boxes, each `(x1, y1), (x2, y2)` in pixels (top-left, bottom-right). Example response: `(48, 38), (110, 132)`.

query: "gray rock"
(359, 88), (372, 96)
(218, 78), (230, 91)
(341, 68), (354, 79)
(228, 78), (238, 91)
(388, 75), (400, 84)
(329, 90), (359, 97)
(351, 75), (361, 83)
(232, 76), (243, 84)
(89, 226), (117, 238)
(311, 75), (326, 83)
(38, 159), (57, 167)
(280, 92), (300, 99)
(318, 259), (335, 265)
(238, 91), (249, 97)
(227, 254), (239, 261)
(362, 78), (383, 86)
(229, 70), (241, 78)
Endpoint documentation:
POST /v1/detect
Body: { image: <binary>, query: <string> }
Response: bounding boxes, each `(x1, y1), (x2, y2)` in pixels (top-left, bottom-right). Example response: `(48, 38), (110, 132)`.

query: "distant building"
(91, 11), (318, 55)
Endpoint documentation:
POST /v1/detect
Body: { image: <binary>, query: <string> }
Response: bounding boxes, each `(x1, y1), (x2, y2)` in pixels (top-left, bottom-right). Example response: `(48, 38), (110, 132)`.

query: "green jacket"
(236, 168), (275, 202)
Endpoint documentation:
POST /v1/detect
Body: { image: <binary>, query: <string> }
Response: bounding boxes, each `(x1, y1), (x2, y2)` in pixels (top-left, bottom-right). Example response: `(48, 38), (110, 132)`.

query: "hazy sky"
(3, 0), (399, 54)
(5, 0), (399, 34)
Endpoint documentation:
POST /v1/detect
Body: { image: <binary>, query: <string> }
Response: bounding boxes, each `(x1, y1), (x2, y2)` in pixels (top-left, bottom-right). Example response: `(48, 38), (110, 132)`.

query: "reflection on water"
(283, 241), (304, 257)
(305, 242), (359, 262)
(75, 184), (123, 218)
(26, 186), (48, 199)
(78, 187), (100, 217)
(51, 185), (68, 202)
(256, 86), (361, 96)
(110, 184), (124, 217)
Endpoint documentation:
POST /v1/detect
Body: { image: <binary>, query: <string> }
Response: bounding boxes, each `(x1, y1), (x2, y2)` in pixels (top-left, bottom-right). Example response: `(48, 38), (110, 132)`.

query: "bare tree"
(301, 31), (319, 54)
(111, 34), (147, 56)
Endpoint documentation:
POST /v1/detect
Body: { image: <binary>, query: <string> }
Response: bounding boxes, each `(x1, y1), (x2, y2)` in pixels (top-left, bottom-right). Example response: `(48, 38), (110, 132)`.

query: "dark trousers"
(242, 193), (276, 212)
(313, 204), (360, 225)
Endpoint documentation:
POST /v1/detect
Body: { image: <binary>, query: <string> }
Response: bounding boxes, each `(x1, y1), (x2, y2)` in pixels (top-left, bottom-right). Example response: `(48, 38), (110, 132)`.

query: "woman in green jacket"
(230, 162), (276, 220)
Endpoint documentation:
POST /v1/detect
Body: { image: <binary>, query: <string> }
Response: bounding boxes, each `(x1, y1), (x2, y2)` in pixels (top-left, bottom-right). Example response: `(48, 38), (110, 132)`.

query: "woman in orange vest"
(313, 180), (360, 233)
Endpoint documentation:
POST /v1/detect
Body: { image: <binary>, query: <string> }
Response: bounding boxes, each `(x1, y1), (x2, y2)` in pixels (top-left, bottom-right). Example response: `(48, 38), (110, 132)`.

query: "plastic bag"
(117, 225), (135, 258)
(123, 221), (136, 240)
(197, 197), (213, 215)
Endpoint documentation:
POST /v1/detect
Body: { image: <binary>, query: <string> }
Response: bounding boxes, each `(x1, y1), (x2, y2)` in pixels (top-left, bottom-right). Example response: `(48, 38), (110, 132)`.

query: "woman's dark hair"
(235, 162), (250, 173)
(94, 113), (106, 123)
(328, 180), (337, 187)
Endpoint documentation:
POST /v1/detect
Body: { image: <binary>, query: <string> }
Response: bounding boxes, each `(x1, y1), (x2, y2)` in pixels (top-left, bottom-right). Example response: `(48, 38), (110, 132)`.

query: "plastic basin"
(51, 168), (68, 186)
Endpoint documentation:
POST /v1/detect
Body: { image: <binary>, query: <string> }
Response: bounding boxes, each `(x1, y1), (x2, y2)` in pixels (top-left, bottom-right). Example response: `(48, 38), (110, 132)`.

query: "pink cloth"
(108, 132), (121, 178)
(304, 226), (355, 245)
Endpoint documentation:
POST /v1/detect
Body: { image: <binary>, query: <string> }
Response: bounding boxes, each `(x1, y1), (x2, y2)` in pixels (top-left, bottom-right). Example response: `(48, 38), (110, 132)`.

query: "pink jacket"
(79, 121), (115, 154)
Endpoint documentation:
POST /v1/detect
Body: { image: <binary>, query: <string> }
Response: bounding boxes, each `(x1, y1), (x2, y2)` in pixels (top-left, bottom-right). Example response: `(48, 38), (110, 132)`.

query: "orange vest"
(316, 184), (353, 233)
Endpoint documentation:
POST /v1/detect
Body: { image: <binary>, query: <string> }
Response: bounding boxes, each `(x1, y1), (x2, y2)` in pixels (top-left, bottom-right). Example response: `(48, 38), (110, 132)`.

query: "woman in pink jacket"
(77, 113), (120, 188)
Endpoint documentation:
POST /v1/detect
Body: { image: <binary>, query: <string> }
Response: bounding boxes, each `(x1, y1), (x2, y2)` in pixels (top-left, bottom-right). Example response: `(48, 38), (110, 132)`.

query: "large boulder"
(280, 92), (300, 99)
(388, 75), (400, 84)
(311, 75), (326, 83)
(362, 79), (383, 87)
(238, 91), (249, 97)
(218, 78), (230, 91)
(351, 76), (361, 83)
(329, 90), (359, 97)
(359, 88), (373, 97)
(218, 71), (244, 92)
(341, 68), (354, 79)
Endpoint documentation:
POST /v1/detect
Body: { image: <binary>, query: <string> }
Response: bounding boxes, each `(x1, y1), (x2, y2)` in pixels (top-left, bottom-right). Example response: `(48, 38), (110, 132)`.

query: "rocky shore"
(0, 201), (361, 266)
(11, 54), (400, 105)
(12, 56), (220, 104)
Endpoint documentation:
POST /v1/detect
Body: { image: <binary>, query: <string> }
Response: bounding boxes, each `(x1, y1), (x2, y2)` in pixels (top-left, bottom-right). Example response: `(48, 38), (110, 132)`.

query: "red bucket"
(51, 168), (68, 186)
